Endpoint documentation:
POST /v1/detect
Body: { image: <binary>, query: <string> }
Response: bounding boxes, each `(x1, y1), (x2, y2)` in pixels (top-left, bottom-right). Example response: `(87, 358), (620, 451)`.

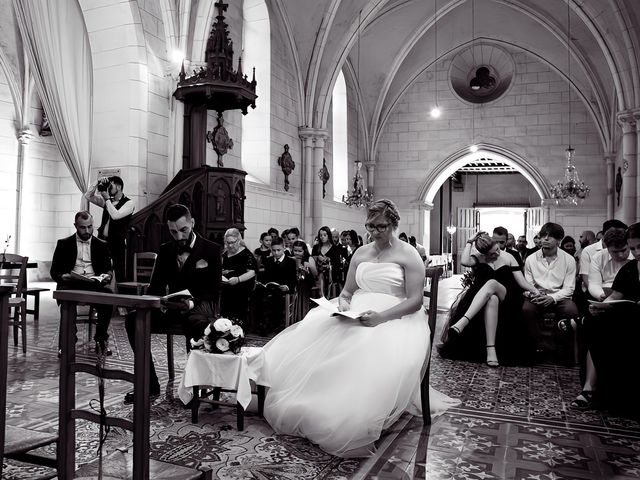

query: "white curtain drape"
(12, 0), (93, 209)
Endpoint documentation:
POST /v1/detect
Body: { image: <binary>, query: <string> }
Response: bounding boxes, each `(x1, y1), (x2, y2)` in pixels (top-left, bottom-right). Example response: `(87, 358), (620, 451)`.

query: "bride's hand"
(338, 295), (351, 311)
(359, 311), (385, 327)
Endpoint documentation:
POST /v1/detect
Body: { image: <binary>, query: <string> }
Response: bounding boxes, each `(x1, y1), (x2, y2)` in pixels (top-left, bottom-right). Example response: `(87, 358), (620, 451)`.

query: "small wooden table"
(177, 347), (267, 430)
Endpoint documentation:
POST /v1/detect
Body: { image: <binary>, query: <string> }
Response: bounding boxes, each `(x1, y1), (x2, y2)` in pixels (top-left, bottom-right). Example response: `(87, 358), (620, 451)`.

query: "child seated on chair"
(253, 237), (297, 335)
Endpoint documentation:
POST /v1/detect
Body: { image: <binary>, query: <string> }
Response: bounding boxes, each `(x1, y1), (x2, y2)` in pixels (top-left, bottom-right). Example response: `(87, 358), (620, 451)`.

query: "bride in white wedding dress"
(261, 199), (459, 457)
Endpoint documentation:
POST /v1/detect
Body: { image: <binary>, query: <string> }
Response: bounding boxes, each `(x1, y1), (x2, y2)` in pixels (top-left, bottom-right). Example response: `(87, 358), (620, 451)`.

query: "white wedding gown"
(261, 261), (459, 457)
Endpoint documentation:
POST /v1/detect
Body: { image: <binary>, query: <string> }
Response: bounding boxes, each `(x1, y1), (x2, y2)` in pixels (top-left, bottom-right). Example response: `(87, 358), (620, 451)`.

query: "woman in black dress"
(312, 226), (344, 297)
(220, 228), (257, 323)
(439, 232), (540, 366)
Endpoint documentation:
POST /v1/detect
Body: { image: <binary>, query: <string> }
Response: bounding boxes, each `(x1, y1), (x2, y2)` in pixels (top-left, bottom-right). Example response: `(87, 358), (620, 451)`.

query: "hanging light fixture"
(343, 10), (374, 208)
(550, 2), (590, 205)
(469, 0), (478, 153)
(430, 0), (441, 119)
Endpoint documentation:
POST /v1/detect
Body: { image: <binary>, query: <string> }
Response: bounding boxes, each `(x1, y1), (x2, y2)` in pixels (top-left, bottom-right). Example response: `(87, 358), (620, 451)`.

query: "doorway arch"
(416, 144), (552, 254)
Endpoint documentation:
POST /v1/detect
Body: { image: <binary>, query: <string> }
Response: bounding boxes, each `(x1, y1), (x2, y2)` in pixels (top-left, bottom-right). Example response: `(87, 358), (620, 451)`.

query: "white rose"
(204, 325), (212, 336)
(229, 325), (244, 338)
(213, 318), (233, 332)
(190, 338), (204, 348)
(215, 338), (230, 352)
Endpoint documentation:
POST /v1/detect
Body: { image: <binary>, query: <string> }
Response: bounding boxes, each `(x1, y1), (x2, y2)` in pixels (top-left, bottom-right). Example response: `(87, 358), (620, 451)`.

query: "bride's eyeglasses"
(365, 222), (390, 232)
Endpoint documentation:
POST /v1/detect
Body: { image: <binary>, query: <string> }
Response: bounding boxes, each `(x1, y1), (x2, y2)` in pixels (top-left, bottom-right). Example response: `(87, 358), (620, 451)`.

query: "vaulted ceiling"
(268, 0), (640, 157)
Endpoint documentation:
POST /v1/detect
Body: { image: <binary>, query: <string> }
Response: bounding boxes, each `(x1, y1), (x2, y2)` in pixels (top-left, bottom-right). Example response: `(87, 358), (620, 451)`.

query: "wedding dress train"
(261, 262), (459, 457)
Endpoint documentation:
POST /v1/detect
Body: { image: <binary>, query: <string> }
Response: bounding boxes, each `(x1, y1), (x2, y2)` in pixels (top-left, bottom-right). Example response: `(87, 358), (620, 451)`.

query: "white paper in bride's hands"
(311, 297), (364, 320)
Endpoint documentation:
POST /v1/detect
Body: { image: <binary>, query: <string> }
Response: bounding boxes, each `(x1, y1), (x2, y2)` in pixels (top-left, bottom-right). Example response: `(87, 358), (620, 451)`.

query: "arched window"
(241, 0), (270, 184)
(332, 70), (348, 201)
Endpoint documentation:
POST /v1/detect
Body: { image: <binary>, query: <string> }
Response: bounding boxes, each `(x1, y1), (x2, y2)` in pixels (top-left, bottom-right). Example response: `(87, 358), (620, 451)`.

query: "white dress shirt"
(587, 248), (634, 299)
(579, 240), (603, 275)
(524, 248), (576, 302)
(72, 235), (95, 276)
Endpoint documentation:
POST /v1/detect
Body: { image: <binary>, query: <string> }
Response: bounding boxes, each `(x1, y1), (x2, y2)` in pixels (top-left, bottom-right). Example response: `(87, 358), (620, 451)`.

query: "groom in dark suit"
(123, 204), (222, 403)
(50, 211), (114, 355)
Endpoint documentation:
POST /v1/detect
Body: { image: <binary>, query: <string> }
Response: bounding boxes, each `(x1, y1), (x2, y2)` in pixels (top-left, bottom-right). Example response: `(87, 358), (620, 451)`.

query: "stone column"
(634, 109), (640, 222)
(14, 128), (34, 254)
(418, 202), (434, 255)
(298, 127), (328, 241)
(617, 111), (637, 225)
(364, 161), (375, 193)
(604, 154), (615, 219)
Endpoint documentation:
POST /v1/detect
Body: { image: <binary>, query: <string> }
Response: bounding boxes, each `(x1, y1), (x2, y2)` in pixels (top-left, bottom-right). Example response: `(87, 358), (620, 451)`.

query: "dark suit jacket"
(261, 255), (297, 292)
(50, 234), (112, 287)
(506, 248), (524, 269)
(147, 235), (222, 307)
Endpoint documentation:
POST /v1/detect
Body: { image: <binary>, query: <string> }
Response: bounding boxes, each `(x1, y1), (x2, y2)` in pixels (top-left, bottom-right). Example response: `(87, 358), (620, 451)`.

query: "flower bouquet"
(461, 269), (475, 289)
(190, 317), (245, 354)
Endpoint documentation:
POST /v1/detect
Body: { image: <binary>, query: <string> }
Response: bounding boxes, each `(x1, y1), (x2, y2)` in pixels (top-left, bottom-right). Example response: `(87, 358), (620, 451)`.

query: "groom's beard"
(175, 232), (195, 253)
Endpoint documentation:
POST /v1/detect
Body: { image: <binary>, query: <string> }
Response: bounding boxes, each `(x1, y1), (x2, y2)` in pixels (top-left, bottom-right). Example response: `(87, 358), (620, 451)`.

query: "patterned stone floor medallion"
(3, 282), (640, 479)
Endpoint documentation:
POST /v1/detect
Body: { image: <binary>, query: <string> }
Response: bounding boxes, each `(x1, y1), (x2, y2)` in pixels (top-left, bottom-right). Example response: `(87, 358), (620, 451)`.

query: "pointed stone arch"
(418, 144), (551, 205)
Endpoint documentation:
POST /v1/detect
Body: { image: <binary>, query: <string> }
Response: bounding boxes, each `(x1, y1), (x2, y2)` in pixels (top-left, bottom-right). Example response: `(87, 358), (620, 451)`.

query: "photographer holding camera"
(84, 175), (135, 282)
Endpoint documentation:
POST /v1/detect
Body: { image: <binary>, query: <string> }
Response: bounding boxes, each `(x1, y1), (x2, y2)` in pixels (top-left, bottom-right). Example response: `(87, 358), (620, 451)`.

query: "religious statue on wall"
(207, 113), (234, 167)
(318, 158), (330, 198)
(277, 144), (295, 191)
(616, 166), (622, 206)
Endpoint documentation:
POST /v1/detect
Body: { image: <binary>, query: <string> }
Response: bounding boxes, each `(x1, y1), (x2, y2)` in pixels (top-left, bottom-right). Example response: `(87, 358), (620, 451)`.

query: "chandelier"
(342, 159), (374, 208)
(551, 2), (590, 205)
(342, 10), (373, 209)
(550, 147), (590, 205)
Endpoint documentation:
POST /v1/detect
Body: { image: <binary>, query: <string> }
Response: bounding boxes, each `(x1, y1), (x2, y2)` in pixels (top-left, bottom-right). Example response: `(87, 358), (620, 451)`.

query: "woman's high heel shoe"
(447, 316), (470, 342)
(486, 345), (499, 368)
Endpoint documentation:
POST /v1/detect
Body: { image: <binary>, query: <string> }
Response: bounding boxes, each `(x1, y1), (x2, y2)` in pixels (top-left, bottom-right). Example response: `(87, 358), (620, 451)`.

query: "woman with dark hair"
(262, 199), (458, 457)
(292, 240), (318, 319)
(312, 225), (343, 296)
(576, 223), (640, 417)
(440, 231), (539, 366)
(560, 236), (577, 257)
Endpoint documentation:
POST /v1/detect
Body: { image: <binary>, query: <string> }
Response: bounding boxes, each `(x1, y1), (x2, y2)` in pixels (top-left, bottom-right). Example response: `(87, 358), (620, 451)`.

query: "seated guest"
(254, 232), (272, 272)
(515, 235), (528, 264)
(123, 204), (221, 403)
(577, 230), (596, 262)
(268, 227), (280, 243)
(493, 226), (523, 270)
(506, 233), (516, 249)
(440, 232), (539, 366)
(526, 234), (541, 257)
(576, 222), (640, 417)
(255, 237), (297, 334)
(570, 227), (634, 411)
(523, 222), (578, 359)
(596, 230), (604, 241)
(409, 235), (428, 262)
(312, 226), (344, 296)
(50, 211), (114, 355)
(580, 219), (627, 292)
(292, 240), (318, 319)
(220, 228), (256, 323)
(560, 236), (577, 257)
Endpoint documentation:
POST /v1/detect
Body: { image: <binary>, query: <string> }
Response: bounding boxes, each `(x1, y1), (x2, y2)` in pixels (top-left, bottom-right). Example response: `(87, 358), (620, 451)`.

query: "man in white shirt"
(579, 219), (626, 291)
(588, 228), (633, 301)
(523, 222), (579, 358)
(85, 176), (135, 282)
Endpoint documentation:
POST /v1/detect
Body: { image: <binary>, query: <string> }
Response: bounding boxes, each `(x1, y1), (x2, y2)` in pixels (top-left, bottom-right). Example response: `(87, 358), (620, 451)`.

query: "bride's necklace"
(373, 241), (392, 261)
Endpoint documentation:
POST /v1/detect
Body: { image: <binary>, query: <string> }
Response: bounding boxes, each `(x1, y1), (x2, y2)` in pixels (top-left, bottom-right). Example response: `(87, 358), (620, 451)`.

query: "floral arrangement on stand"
(190, 317), (245, 354)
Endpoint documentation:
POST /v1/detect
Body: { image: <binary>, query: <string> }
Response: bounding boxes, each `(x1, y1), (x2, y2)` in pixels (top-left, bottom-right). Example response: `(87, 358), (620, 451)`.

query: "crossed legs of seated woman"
(571, 350), (597, 410)
(445, 279), (505, 367)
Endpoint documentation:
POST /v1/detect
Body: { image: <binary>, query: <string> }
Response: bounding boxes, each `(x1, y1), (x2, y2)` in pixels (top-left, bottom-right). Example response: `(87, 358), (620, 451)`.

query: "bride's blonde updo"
(367, 199), (400, 229)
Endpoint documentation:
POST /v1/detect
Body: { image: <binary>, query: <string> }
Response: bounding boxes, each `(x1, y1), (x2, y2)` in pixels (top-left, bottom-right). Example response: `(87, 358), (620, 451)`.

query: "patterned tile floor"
(3, 279), (640, 479)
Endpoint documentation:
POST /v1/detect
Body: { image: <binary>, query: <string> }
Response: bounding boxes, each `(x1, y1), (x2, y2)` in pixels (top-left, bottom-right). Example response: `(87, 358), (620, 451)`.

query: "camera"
(96, 177), (111, 192)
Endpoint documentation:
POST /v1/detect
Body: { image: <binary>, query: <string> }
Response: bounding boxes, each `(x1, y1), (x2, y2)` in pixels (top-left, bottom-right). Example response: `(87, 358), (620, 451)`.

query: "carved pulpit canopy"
(173, 1), (257, 115)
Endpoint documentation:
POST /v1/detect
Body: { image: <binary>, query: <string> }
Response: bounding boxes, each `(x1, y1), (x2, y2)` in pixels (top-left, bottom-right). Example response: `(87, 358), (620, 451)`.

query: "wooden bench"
(22, 287), (50, 322)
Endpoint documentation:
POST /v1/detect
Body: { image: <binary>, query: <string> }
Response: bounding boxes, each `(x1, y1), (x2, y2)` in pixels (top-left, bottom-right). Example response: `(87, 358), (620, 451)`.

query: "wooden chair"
(117, 252), (158, 295)
(0, 254), (28, 353)
(1, 286), (58, 479)
(421, 266), (442, 425)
